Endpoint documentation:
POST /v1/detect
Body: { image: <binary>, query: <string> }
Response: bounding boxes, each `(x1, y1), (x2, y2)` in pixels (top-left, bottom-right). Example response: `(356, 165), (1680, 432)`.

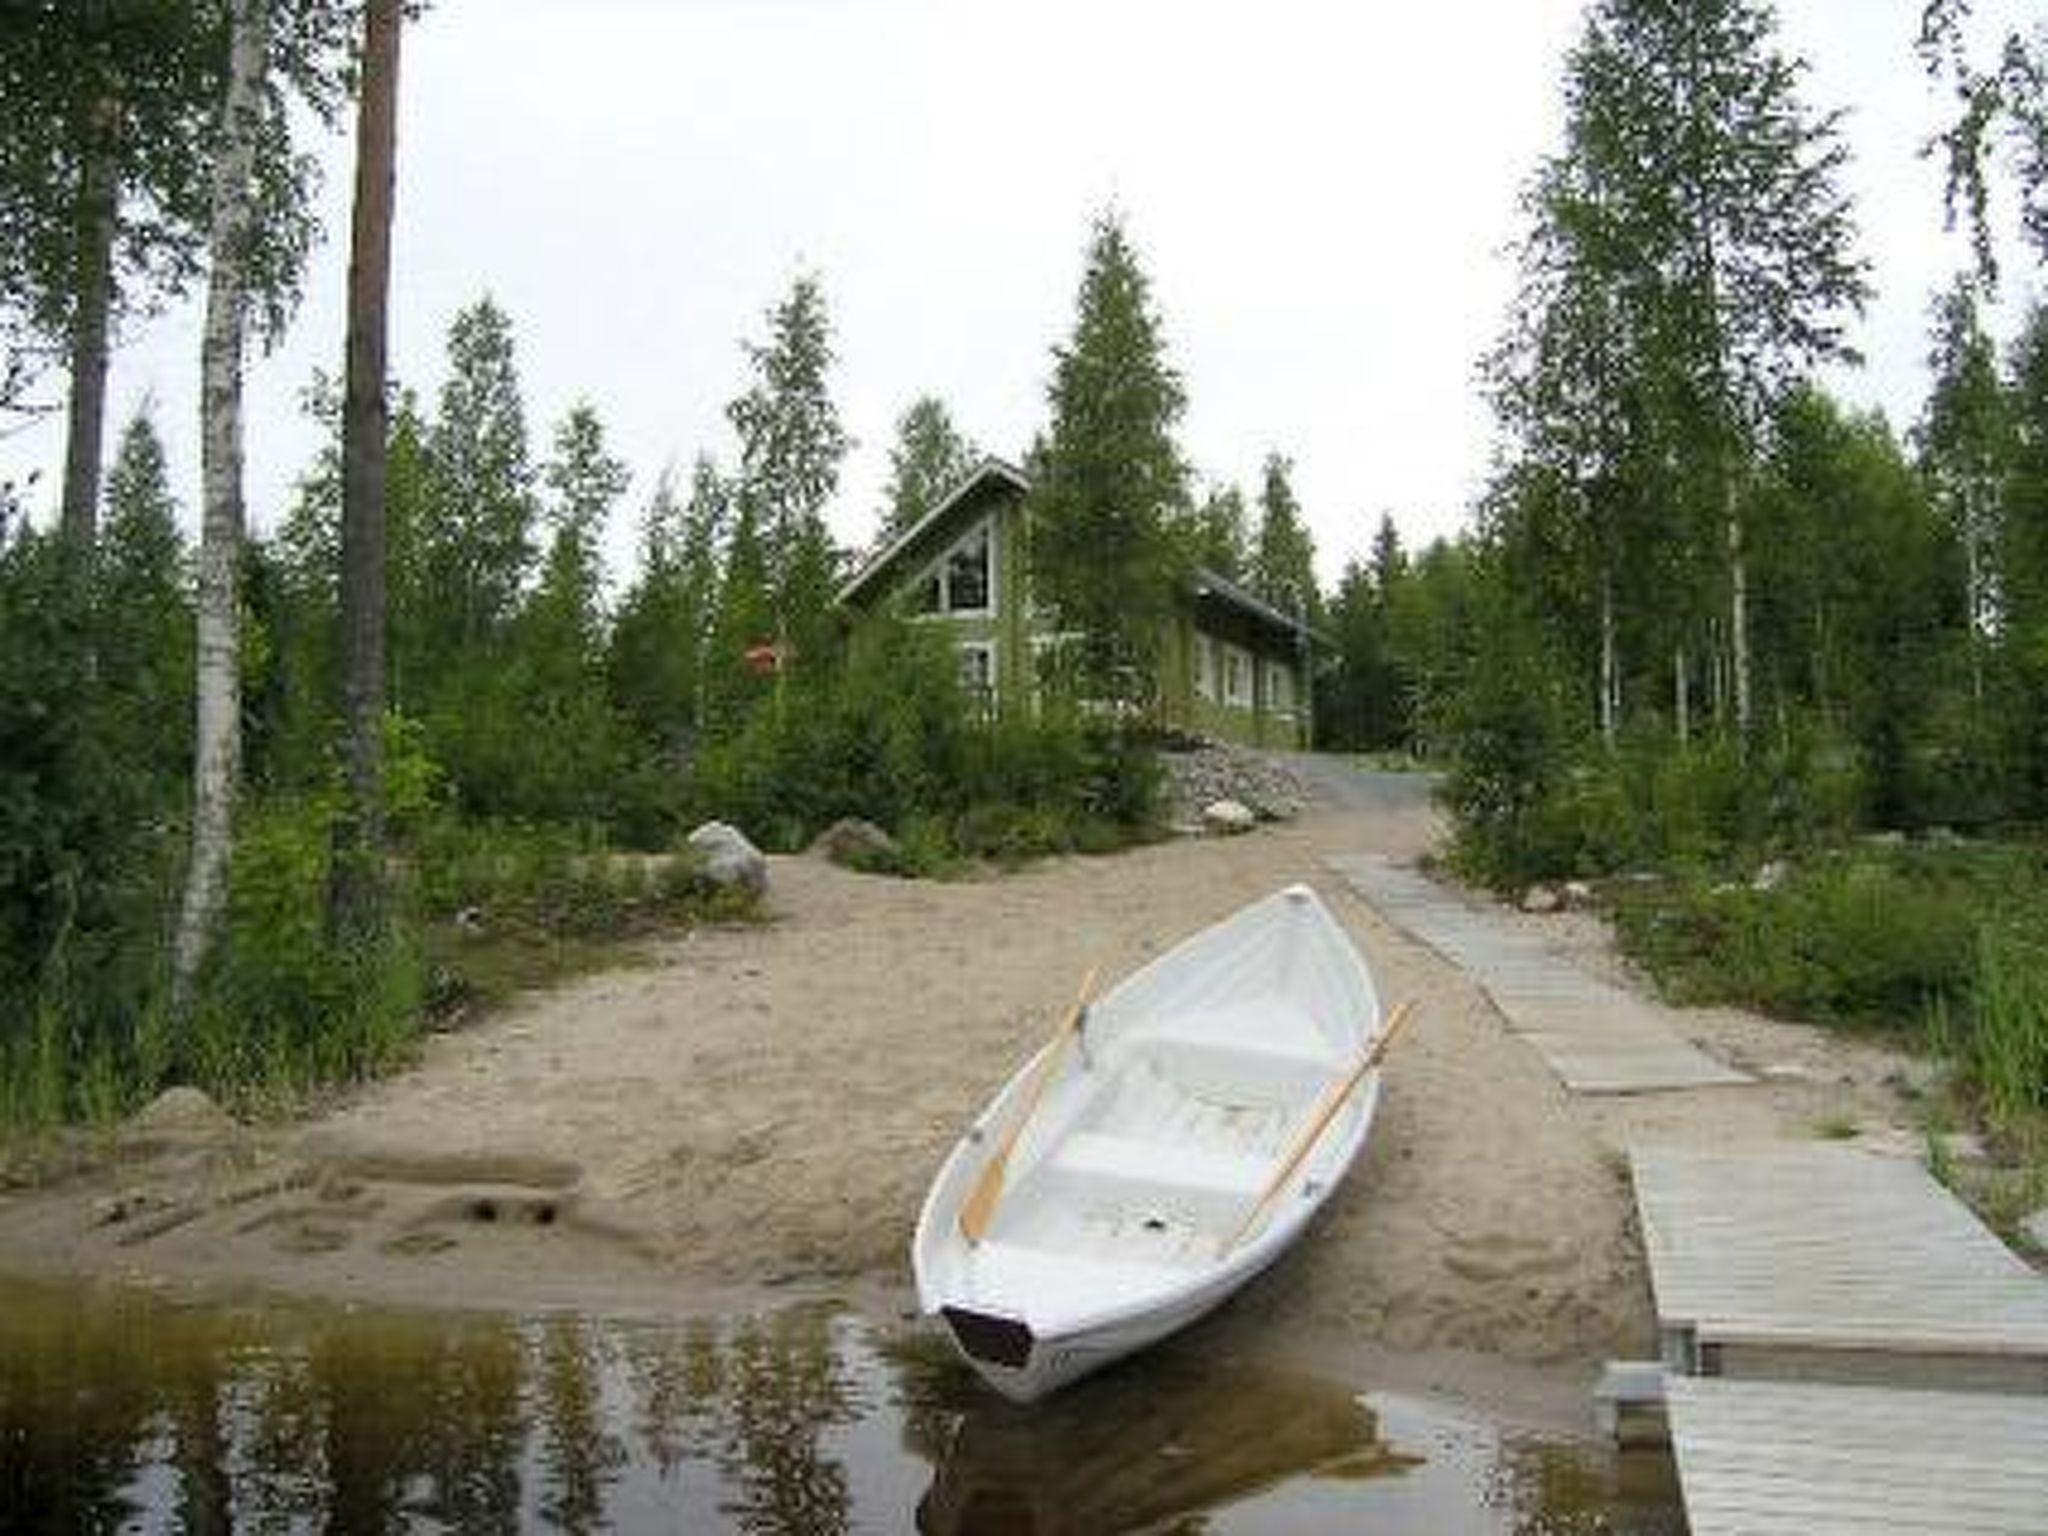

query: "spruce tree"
(1029, 212), (1189, 711)
(875, 396), (977, 551)
(1181, 484), (1248, 581)
(1250, 453), (1319, 624)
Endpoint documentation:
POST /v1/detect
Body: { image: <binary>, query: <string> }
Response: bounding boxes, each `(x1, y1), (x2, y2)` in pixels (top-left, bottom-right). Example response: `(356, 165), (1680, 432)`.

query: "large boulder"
(686, 821), (769, 897)
(130, 1086), (234, 1139)
(810, 817), (901, 871)
(1202, 799), (1256, 836)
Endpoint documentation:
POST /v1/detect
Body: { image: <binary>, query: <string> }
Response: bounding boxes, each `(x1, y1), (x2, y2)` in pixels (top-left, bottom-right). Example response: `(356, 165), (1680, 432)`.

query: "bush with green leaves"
(689, 618), (1161, 866)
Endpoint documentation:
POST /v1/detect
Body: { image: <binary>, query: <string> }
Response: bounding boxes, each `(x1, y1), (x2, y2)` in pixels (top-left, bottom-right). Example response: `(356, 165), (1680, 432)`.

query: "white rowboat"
(913, 884), (1390, 1402)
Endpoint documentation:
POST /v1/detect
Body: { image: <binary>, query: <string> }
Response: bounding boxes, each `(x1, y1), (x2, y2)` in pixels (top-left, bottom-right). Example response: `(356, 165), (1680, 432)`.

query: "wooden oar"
(1219, 998), (1417, 1257)
(958, 963), (1103, 1245)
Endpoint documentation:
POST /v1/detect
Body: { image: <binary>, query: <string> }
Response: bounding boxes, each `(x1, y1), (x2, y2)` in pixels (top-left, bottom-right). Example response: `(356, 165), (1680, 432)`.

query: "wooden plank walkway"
(1665, 1377), (2048, 1536)
(1632, 1145), (2048, 1390)
(1324, 854), (1748, 1094)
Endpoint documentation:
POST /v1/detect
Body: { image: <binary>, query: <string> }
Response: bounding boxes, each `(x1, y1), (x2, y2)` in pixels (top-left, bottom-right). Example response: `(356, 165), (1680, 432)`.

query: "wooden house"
(837, 459), (1316, 748)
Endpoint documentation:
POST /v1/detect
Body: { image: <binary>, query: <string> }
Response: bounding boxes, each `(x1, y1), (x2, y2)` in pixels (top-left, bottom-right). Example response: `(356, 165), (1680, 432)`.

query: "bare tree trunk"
(59, 94), (119, 549)
(172, 0), (266, 1008)
(1599, 564), (1618, 750)
(1724, 468), (1752, 741)
(330, 0), (403, 944)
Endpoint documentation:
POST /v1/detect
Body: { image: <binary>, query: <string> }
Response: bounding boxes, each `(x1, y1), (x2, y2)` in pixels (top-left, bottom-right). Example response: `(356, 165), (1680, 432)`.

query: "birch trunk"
(331, 0), (402, 943)
(1599, 565), (1618, 750)
(172, 0), (266, 1006)
(1724, 461), (1752, 741)
(59, 94), (119, 549)
(1674, 645), (1689, 748)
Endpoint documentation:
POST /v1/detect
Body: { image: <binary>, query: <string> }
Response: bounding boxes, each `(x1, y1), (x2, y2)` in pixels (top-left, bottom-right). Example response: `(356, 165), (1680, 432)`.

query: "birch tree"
(172, 0), (269, 1005)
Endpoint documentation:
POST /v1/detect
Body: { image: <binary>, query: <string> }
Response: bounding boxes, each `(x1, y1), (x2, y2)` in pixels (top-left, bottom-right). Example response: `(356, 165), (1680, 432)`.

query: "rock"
(809, 817), (900, 869)
(130, 1086), (233, 1139)
(1202, 799), (1256, 835)
(1561, 879), (1595, 910)
(2022, 1208), (2048, 1252)
(685, 821), (768, 896)
(1520, 884), (1560, 915)
(1863, 830), (1907, 849)
(1759, 1061), (1817, 1084)
(1752, 859), (1789, 892)
(1158, 742), (1314, 824)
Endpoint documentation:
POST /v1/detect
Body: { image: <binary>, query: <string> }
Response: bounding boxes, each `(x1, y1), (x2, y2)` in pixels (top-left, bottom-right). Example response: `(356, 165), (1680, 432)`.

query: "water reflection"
(0, 1280), (1679, 1533)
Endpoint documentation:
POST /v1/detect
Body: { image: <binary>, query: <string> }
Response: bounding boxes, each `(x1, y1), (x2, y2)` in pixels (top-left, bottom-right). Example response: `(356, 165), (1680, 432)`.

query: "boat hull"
(914, 883), (1385, 1401)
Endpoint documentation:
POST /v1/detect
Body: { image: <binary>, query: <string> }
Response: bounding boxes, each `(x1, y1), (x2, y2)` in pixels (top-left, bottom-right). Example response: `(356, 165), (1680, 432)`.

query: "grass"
(0, 817), (762, 1160)
(1604, 835), (2048, 1232)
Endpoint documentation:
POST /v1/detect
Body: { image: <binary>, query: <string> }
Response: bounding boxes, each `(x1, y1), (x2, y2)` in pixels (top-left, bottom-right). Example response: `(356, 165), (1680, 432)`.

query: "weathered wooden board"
(1324, 854), (1748, 1093)
(1632, 1145), (2048, 1385)
(1666, 1376), (2048, 1536)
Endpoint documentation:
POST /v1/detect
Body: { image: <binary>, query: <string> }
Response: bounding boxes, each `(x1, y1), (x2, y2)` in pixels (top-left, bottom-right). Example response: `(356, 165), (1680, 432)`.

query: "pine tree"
(1029, 212), (1189, 710)
(875, 395), (977, 551)
(1249, 453), (1319, 624)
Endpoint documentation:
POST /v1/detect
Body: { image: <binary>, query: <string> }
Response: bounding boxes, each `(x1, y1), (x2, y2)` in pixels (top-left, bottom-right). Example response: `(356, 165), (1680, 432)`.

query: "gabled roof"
(837, 457), (1327, 648)
(837, 456), (1029, 606)
(1189, 566), (1325, 647)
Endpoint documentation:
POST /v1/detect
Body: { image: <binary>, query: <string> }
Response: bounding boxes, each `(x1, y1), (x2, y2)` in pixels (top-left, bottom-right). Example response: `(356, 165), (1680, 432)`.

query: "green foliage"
(1177, 483), (1249, 581)
(1940, 926), (2048, 1141)
(1609, 853), (1980, 1030)
(726, 273), (851, 667)
(1248, 453), (1318, 626)
(1028, 211), (1190, 712)
(875, 396), (977, 552)
(691, 619), (1160, 868)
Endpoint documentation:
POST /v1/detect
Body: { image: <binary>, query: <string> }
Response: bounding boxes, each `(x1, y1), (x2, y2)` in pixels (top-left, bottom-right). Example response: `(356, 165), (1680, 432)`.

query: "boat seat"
(965, 1237), (1190, 1323)
(1050, 1129), (1271, 1200)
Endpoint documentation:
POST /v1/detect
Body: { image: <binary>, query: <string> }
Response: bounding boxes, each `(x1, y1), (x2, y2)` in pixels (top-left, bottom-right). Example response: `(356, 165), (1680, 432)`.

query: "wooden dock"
(1325, 854), (1748, 1093)
(1631, 1145), (2048, 1391)
(1664, 1377), (2048, 1536)
(1634, 1145), (2048, 1535)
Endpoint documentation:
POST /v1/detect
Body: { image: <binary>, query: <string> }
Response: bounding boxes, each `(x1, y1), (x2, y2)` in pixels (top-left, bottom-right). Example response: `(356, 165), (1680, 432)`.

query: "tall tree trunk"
(1724, 466), (1752, 741)
(330, 0), (402, 944)
(59, 93), (119, 549)
(1599, 564), (1618, 750)
(172, 0), (266, 1008)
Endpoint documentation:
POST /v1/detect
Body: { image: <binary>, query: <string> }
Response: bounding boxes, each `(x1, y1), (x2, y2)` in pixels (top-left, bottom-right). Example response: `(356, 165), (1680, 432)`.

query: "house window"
(1267, 661), (1293, 714)
(946, 525), (991, 612)
(1224, 646), (1252, 708)
(1194, 635), (1216, 701)
(907, 518), (995, 618)
(957, 641), (996, 712)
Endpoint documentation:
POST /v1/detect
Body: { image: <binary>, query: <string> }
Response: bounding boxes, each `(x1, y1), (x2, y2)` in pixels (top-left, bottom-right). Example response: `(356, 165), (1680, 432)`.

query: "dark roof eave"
(1189, 567), (1329, 648)
(836, 456), (1029, 607)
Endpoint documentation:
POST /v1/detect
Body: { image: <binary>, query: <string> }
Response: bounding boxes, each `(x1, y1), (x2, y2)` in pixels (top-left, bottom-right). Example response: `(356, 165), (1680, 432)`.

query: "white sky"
(4, 0), (2042, 587)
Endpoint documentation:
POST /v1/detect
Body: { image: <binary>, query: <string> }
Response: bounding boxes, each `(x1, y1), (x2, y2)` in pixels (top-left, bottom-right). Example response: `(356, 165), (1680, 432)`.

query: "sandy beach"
(0, 773), (1928, 1424)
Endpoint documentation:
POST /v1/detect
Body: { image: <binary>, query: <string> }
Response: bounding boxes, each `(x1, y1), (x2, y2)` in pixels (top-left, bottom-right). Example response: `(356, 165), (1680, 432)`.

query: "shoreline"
(0, 793), (1929, 1433)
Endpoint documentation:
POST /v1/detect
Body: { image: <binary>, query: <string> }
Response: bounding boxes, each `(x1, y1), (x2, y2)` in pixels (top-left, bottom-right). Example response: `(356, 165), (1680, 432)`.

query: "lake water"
(0, 1279), (1682, 1532)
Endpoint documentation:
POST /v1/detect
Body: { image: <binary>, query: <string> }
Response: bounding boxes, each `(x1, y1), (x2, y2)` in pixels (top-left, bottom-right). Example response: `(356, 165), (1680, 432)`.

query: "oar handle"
(1219, 999), (1416, 1257)
(958, 962), (1102, 1244)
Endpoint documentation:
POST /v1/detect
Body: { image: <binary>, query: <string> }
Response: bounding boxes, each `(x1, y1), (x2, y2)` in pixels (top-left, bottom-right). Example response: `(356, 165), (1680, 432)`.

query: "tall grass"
(1947, 928), (2048, 1143)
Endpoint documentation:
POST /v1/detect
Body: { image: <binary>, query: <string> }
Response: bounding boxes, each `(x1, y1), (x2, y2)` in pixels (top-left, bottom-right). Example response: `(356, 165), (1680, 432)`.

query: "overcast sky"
(4, 0), (2041, 586)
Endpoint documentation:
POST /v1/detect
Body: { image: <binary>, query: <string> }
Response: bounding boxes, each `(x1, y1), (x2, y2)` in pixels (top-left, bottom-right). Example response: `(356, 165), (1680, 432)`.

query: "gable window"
(946, 525), (991, 612)
(906, 518), (995, 617)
